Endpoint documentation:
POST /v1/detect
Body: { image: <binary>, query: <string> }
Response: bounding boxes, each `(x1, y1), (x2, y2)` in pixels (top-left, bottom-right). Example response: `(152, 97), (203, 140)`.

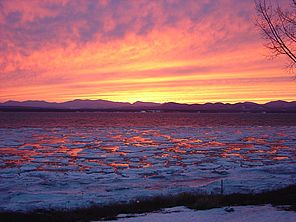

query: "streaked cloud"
(0, 0), (295, 103)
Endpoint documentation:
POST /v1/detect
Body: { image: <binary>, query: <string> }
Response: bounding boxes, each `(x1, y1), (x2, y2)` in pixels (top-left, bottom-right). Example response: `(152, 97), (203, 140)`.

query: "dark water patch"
(1, 112), (296, 128)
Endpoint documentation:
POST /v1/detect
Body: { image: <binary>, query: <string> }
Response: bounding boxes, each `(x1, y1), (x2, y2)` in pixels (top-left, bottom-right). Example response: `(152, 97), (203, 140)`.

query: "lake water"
(0, 112), (296, 211)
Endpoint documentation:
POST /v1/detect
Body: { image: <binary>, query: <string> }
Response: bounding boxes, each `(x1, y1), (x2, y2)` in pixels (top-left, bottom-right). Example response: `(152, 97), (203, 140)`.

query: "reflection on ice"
(0, 126), (295, 211)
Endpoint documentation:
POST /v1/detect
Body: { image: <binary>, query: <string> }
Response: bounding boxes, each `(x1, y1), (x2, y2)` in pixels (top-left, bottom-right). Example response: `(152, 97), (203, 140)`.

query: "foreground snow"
(99, 205), (296, 222)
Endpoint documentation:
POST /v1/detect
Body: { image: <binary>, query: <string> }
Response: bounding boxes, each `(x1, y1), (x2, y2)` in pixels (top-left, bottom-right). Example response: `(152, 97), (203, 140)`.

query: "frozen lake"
(0, 112), (296, 211)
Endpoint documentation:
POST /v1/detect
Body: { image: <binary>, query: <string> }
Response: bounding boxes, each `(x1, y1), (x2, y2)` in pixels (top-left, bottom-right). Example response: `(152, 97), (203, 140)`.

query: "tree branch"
(255, 0), (296, 67)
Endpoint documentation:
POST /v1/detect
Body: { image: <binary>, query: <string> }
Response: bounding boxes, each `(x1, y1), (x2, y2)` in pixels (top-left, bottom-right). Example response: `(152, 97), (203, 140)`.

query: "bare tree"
(255, 0), (296, 69)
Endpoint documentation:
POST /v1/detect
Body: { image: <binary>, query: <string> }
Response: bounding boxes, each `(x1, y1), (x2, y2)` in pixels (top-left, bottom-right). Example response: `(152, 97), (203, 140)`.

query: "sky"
(0, 0), (295, 104)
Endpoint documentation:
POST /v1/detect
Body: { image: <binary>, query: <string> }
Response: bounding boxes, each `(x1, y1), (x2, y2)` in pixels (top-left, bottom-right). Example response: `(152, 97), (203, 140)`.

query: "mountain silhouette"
(1, 99), (296, 112)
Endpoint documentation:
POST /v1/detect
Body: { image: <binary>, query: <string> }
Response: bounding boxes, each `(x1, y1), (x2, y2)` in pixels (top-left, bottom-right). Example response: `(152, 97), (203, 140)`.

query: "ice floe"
(0, 125), (295, 211)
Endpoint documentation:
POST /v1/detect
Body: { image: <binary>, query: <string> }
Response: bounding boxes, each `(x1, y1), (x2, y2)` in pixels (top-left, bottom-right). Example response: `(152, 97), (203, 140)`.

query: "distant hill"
(1, 99), (131, 109)
(0, 99), (296, 112)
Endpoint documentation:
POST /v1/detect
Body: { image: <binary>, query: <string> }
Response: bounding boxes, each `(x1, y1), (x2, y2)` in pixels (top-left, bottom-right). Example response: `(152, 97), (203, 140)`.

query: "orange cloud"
(0, 0), (295, 103)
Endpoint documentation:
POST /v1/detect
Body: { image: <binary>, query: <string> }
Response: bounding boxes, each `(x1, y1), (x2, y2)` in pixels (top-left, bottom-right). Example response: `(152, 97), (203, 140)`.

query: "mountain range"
(0, 99), (296, 112)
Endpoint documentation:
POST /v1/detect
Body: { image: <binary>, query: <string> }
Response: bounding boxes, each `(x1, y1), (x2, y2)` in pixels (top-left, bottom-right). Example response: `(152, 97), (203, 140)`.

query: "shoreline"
(1, 184), (295, 222)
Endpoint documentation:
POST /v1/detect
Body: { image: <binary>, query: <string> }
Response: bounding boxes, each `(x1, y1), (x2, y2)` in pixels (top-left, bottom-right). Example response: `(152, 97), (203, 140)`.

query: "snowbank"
(100, 205), (296, 222)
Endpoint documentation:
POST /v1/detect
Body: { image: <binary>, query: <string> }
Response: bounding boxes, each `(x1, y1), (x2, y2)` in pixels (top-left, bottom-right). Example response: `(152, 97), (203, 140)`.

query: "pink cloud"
(0, 0), (294, 103)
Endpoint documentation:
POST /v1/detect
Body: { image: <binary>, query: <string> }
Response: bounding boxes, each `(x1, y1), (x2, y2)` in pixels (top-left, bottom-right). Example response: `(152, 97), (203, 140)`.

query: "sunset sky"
(0, 0), (295, 104)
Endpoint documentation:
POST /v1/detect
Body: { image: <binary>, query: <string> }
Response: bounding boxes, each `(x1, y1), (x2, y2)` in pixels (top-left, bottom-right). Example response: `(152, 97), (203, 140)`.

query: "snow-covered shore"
(98, 205), (296, 222)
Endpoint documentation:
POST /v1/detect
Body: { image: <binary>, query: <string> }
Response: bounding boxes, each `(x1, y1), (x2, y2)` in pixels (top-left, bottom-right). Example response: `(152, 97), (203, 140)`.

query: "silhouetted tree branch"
(255, 0), (296, 69)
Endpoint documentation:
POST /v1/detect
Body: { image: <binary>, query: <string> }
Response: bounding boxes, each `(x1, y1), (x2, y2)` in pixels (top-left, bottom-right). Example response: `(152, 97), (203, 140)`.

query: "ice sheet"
(0, 126), (295, 211)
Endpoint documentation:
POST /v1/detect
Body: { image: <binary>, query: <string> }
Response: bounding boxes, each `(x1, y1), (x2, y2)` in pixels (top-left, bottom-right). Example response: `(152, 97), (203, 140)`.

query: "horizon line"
(1, 98), (295, 105)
